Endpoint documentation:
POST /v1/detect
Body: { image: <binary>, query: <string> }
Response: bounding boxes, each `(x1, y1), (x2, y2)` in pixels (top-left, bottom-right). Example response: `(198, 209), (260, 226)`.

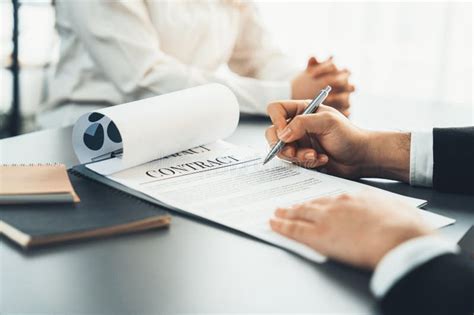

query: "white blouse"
(44, 0), (300, 117)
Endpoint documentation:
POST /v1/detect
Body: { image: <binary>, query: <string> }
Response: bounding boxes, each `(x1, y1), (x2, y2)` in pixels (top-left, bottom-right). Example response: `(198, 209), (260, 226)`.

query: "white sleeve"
(225, 3), (302, 113)
(65, 2), (294, 115)
(370, 235), (460, 298)
(409, 131), (434, 187)
(228, 3), (301, 81)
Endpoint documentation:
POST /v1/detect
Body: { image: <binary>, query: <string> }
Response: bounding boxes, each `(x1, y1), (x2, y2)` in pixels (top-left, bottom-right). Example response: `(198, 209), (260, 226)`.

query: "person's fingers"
(277, 107), (340, 143)
(332, 83), (355, 93)
(293, 152), (328, 169)
(294, 148), (322, 168)
(278, 143), (297, 160)
(307, 56), (318, 68)
(282, 134), (329, 168)
(325, 92), (351, 111)
(275, 203), (324, 223)
(325, 70), (350, 89)
(309, 58), (337, 77)
(265, 126), (298, 161)
(269, 217), (316, 245)
(265, 125), (279, 146)
(267, 100), (310, 131)
(308, 194), (336, 206)
(266, 120), (330, 165)
(292, 160), (320, 169)
(295, 147), (317, 161)
(294, 148), (329, 167)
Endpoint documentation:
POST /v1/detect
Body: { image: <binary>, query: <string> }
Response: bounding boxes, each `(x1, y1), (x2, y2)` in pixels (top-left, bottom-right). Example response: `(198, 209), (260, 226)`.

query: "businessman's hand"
(270, 190), (432, 269)
(266, 102), (368, 177)
(265, 101), (411, 182)
(291, 56), (355, 117)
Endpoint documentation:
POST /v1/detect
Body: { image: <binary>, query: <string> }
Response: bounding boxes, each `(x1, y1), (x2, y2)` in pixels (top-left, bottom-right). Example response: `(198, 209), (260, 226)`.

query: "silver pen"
(263, 85), (332, 165)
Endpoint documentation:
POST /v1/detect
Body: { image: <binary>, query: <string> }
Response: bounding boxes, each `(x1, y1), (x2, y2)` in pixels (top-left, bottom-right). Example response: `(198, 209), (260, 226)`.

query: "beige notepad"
(0, 164), (80, 204)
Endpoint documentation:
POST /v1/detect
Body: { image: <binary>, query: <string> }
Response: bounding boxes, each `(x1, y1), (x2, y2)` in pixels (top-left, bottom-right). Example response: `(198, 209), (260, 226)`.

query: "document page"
(91, 141), (454, 263)
(74, 84), (239, 175)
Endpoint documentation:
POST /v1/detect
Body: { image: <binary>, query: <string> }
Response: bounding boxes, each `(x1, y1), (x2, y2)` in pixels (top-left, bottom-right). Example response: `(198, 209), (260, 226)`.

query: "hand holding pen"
(263, 86), (331, 165)
(264, 92), (398, 180)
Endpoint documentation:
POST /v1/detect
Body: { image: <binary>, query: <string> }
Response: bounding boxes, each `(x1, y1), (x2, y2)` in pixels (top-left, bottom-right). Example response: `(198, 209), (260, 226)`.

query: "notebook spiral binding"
(1, 163), (64, 167)
(68, 168), (157, 206)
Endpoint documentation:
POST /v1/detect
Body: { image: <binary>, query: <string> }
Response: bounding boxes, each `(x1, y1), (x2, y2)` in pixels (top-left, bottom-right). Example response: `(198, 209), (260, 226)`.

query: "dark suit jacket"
(433, 127), (474, 194)
(380, 253), (474, 315)
(380, 127), (474, 315)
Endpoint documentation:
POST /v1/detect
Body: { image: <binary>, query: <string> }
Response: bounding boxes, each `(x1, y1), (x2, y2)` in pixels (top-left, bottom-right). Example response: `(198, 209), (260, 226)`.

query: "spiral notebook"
(0, 168), (171, 248)
(0, 164), (80, 204)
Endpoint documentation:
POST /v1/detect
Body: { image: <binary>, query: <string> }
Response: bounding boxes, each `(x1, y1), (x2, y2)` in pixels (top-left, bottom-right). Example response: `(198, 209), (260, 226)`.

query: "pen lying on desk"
(263, 85), (332, 165)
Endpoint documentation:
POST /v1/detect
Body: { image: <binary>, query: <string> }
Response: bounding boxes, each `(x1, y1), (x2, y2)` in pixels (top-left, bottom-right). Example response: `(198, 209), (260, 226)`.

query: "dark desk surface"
(1, 118), (473, 314)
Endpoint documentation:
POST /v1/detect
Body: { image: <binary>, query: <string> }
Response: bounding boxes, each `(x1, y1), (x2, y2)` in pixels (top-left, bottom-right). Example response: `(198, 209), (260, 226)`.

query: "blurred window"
(257, 1), (473, 129)
(0, 1), (472, 131)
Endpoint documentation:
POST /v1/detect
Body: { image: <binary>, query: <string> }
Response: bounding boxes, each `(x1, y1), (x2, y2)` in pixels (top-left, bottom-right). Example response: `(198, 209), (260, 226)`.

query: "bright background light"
(256, 1), (473, 130)
(0, 1), (472, 132)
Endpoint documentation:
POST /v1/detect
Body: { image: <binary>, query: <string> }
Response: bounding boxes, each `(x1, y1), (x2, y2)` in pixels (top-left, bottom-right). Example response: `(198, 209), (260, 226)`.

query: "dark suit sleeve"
(433, 127), (474, 194)
(379, 253), (474, 315)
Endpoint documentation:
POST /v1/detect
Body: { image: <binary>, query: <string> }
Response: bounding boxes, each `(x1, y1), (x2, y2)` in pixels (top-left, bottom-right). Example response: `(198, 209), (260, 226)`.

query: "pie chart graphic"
(83, 123), (104, 151)
(107, 121), (122, 143)
(88, 112), (104, 122)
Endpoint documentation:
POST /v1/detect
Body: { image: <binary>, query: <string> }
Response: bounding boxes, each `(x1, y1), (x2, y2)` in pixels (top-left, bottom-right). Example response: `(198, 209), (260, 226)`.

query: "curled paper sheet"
(72, 84), (240, 175)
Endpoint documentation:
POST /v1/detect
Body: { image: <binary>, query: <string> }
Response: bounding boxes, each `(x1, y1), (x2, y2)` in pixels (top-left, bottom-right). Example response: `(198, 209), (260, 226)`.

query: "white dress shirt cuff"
(370, 235), (460, 298)
(409, 131), (434, 187)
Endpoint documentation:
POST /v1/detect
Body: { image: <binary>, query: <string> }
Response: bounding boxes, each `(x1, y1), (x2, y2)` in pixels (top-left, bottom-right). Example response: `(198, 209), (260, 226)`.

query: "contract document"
(72, 84), (455, 263)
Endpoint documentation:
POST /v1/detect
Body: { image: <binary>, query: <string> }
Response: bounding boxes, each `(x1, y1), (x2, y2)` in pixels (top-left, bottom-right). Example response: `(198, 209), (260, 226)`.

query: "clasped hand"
(291, 56), (355, 117)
